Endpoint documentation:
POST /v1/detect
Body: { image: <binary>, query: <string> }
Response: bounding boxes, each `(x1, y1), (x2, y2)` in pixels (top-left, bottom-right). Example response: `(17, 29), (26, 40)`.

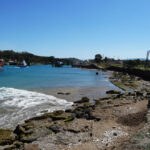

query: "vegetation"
(0, 50), (149, 70)
(93, 53), (150, 70)
(0, 50), (82, 65)
(123, 59), (143, 69)
(94, 54), (102, 63)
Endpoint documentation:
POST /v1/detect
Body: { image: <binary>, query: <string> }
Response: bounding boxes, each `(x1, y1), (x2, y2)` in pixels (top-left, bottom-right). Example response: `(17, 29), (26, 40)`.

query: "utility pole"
(145, 50), (150, 68)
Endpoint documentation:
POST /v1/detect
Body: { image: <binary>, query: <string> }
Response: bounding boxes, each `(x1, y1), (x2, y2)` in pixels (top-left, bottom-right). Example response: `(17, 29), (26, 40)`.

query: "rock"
(57, 92), (70, 95)
(147, 92), (150, 96)
(74, 97), (90, 104)
(73, 106), (89, 119)
(116, 94), (123, 98)
(19, 135), (37, 143)
(106, 90), (121, 95)
(57, 92), (64, 95)
(107, 101), (113, 104)
(73, 106), (100, 121)
(65, 92), (71, 95)
(1, 142), (23, 150)
(2, 144), (16, 150)
(25, 110), (64, 122)
(51, 114), (70, 121)
(52, 110), (64, 116)
(128, 92), (136, 97)
(146, 110), (150, 123)
(65, 109), (73, 113)
(113, 133), (117, 136)
(64, 129), (80, 134)
(49, 124), (62, 133)
(95, 99), (104, 106)
(147, 99), (150, 109)
(13, 141), (23, 149)
(22, 123), (35, 131)
(14, 125), (26, 135)
(64, 114), (75, 122)
(0, 129), (15, 146)
(24, 143), (39, 150)
(136, 91), (144, 97)
(19, 127), (52, 143)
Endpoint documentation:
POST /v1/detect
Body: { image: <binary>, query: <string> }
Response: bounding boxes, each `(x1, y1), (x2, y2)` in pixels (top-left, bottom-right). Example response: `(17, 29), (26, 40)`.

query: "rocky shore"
(0, 72), (150, 150)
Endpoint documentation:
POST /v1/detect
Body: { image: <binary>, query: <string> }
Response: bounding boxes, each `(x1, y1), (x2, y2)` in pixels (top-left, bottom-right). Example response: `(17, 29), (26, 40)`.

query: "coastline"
(0, 69), (120, 130)
(0, 69), (150, 150)
(31, 85), (121, 102)
(30, 69), (120, 102)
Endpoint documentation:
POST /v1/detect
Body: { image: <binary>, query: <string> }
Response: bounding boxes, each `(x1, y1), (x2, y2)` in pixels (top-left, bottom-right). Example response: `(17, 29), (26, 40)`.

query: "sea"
(0, 65), (118, 129)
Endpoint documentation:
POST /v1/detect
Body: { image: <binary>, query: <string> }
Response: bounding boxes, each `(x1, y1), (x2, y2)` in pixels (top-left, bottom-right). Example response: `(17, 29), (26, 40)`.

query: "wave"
(0, 87), (73, 129)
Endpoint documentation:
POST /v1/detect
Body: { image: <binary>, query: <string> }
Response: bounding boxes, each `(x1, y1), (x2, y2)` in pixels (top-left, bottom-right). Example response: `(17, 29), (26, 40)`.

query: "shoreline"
(30, 70), (120, 102)
(0, 69), (150, 150)
(0, 69), (120, 130)
(31, 85), (121, 102)
(1, 78), (150, 149)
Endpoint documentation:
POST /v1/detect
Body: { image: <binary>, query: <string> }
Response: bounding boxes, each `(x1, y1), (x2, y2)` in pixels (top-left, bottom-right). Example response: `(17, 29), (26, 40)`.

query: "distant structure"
(52, 61), (64, 67)
(145, 50), (150, 68)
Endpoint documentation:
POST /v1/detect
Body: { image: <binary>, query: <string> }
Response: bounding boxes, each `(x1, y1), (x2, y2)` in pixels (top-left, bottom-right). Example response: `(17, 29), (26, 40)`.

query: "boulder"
(65, 92), (71, 95)
(14, 125), (26, 135)
(147, 99), (150, 109)
(0, 129), (16, 146)
(136, 91), (144, 97)
(57, 92), (65, 95)
(49, 124), (62, 133)
(73, 106), (100, 121)
(74, 97), (90, 104)
(25, 110), (64, 122)
(106, 90), (121, 95)
(65, 109), (73, 113)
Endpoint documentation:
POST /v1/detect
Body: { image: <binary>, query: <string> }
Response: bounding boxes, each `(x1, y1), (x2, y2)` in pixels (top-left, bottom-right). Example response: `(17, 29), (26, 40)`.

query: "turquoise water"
(0, 65), (118, 129)
(0, 65), (112, 89)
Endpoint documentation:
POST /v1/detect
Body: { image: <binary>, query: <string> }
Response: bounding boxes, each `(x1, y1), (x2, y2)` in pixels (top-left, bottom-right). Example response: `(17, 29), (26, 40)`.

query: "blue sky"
(0, 0), (149, 59)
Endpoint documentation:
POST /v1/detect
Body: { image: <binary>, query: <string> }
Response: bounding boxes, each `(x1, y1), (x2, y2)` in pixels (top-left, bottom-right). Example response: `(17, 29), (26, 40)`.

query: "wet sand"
(32, 85), (121, 102)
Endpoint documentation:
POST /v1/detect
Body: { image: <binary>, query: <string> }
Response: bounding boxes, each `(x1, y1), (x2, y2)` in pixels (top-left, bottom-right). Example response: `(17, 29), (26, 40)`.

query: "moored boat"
(0, 59), (4, 67)
(18, 60), (28, 68)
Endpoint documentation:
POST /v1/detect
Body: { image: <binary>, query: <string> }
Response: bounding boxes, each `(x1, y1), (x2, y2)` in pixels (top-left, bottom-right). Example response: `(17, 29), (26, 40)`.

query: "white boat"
(18, 60), (28, 68)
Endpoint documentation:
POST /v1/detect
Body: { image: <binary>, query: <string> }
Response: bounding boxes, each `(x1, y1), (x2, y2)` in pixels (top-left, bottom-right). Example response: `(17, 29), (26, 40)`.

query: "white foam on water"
(0, 87), (72, 108)
(0, 87), (73, 129)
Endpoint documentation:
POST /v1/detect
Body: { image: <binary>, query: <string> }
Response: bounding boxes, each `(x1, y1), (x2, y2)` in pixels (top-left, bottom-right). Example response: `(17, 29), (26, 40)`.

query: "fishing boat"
(0, 59), (4, 71)
(0, 59), (4, 67)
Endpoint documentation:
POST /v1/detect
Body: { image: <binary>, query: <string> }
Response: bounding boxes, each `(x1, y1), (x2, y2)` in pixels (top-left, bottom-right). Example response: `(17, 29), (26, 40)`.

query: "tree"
(104, 57), (108, 63)
(94, 54), (102, 63)
(49, 56), (55, 63)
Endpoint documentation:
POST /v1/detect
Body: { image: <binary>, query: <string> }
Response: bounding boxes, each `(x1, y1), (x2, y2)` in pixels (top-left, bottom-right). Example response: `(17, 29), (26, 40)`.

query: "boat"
(52, 61), (64, 67)
(8, 60), (17, 66)
(0, 59), (4, 67)
(0, 59), (4, 71)
(18, 60), (28, 68)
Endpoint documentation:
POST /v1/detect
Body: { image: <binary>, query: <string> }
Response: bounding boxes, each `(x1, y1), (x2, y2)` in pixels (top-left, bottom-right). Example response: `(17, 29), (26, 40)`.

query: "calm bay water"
(0, 65), (118, 129)
(0, 65), (113, 89)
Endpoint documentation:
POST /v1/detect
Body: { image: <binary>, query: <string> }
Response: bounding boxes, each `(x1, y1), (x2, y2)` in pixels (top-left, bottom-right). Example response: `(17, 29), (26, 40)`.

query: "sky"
(0, 0), (150, 59)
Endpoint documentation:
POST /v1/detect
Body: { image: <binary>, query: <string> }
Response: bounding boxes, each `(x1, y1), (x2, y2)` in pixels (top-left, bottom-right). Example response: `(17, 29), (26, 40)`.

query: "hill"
(0, 50), (82, 65)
